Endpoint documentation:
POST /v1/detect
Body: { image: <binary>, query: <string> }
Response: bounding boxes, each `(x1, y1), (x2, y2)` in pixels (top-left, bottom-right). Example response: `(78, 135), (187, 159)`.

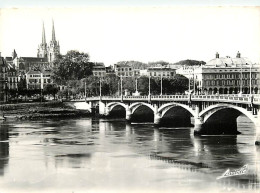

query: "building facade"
(193, 52), (260, 94)
(7, 66), (19, 90)
(140, 66), (176, 78)
(2, 21), (60, 99)
(7, 21), (60, 73)
(37, 21), (60, 63)
(92, 63), (106, 77)
(114, 63), (133, 77)
(0, 54), (8, 102)
(25, 69), (53, 90)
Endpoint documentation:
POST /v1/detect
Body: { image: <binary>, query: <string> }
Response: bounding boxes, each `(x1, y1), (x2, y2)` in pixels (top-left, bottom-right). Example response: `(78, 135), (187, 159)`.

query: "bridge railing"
(85, 94), (260, 105)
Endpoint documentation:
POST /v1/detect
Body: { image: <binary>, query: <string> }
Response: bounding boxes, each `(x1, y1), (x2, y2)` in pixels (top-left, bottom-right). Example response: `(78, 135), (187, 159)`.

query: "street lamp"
(120, 75), (123, 98)
(84, 80), (86, 98)
(160, 73), (163, 96)
(193, 67), (196, 94)
(148, 73), (151, 96)
(240, 63), (243, 94)
(99, 78), (102, 97)
(188, 69), (191, 93)
(249, 63), (252, 95)
(135, 77), (138, 93)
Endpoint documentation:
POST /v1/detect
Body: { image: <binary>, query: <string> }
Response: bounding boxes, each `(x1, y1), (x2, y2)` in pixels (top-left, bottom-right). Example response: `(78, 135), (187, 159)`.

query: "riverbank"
(0, 101), (90, 120)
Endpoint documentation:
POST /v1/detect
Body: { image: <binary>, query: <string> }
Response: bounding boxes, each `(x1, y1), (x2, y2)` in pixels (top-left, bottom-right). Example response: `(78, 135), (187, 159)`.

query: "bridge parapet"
(85, 94), (260, 105)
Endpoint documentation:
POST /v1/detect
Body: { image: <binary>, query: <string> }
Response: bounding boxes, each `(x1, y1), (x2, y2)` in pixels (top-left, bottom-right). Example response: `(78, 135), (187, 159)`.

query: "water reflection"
(0, 122), (9, 176)
(0, 117), (259, 192)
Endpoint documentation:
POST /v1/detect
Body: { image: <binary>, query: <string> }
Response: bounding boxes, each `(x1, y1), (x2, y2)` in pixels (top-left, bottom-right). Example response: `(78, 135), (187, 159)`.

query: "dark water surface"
(0, 116), (259, 193)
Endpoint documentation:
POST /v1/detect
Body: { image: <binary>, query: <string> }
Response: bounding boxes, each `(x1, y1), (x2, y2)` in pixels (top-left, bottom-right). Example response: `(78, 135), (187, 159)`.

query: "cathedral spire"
(52, 19), (56, 41)
(42, 22), (46, 44)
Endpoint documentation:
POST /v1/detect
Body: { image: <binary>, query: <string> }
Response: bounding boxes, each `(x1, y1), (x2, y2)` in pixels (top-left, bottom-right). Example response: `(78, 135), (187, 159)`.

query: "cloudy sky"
(0, 1), (260, 66)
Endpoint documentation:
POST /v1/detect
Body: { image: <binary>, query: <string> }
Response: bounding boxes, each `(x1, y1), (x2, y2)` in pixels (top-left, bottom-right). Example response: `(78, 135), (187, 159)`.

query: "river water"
(0, 116), (259, 193)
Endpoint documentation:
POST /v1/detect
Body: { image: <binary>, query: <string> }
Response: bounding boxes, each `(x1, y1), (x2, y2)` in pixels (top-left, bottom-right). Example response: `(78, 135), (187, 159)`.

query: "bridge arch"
(199, 104), (257, 125)
(129, 102), (155, 114)
(107, 102), (128, 112)
(158, 102), (196, 118)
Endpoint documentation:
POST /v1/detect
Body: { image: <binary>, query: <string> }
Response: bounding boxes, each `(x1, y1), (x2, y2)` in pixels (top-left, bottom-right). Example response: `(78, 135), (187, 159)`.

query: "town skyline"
(1, 7), (260, 66)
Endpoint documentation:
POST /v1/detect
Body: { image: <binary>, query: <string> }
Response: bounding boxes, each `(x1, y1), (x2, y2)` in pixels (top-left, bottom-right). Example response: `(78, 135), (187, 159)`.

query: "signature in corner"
(217, 164), (248, 180)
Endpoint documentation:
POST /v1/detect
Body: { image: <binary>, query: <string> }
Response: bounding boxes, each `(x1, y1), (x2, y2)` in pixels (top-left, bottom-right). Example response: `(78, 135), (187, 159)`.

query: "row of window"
(30, 75), (41, 77)
(203, 73), (257, 79)
(8, 72), (16, 76)
(28, 79), (51, 83)
(8, 77), (18, 83)
(150, 72), (175, 77)
(117, 68), (132, 71)
(117, 72), (133, 76)
(204, 79), (258, 86)
(93, 72), (106, 76)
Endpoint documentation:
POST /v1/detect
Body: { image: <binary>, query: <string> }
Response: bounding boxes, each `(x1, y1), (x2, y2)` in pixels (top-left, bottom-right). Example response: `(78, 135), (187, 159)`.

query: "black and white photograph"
(0, 1), (260, 193)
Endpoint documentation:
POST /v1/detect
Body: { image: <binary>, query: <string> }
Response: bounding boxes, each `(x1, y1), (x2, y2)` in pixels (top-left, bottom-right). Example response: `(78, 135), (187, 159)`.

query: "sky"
(0, 1), (260, 66)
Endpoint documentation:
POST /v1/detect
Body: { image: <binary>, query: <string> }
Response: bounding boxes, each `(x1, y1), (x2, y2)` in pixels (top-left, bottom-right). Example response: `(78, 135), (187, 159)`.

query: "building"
(114, 63), (133, 77)
(2, 21), (60, 98)
(92, 63), (106, 77)
(176, 65), (200, 79)
(140, 66), (176, 78)
(114, 61), (148, 77)
(26, 69), (53, 90)
(37, 21), (60, 63)
(194, 52), (260, 94)
(148, 67), (176, 78)
(6, 21), (60, 73)
(0, 54), (8, 102)
(7, 66), (19, 90)
(105, 66), (115, 75)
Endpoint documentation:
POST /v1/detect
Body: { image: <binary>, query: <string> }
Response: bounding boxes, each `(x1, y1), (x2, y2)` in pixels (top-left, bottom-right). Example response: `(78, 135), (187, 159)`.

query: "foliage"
(52, 50), (93, 84)
(43, 84), (59, 98)
(147, 61), (170, 67)
(173, 59), (206, 66)
(115, 61), (148, 70)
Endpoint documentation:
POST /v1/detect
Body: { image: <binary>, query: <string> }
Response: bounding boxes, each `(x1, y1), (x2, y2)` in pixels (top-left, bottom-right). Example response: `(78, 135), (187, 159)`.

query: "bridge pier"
(154, 113), (161, 125)
(194, 117), (204, 135)
(104, 106), (110, 116)
(98, 101), (106, 116)
(194, 105), (204, 135)
(154, 105), (161, 125)
(125, 105), (132, 122)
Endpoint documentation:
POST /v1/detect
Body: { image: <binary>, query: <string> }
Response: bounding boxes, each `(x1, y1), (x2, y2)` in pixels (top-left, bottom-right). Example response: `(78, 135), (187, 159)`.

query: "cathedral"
(3, 21), (61, 91)
(6, 21), (60, 72)
(37, 20), (60, 63)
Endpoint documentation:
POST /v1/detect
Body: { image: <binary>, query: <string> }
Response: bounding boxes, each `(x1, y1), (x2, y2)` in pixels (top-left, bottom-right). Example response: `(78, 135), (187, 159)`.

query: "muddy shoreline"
(0, 101), (91, 120)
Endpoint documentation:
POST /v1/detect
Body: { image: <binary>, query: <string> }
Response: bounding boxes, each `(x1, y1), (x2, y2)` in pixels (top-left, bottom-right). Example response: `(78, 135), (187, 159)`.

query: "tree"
(102, 74), (120, 95)
(173, 59), (206, 66)
(52, 50), (93, 84)
(43, 84), (59, 99)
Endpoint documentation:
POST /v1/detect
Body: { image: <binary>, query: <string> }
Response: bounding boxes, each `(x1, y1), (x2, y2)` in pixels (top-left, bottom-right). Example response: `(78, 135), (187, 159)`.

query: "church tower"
(37, 22), (48, 59)
(48, 20), (60, 63)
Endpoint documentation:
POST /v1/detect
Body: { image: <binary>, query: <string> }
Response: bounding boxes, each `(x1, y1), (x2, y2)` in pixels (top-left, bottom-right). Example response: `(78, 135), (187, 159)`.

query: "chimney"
(216, 52), (219, 58)
(236, 51), (241, 58)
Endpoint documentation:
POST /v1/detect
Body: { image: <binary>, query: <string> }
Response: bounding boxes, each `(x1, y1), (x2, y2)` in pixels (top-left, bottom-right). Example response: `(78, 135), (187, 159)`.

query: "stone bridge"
(83, 94), (260, 145)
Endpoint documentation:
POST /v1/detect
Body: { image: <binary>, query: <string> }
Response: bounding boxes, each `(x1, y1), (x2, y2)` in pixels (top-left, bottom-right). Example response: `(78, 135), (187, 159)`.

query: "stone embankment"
(0, 101), (90, 120)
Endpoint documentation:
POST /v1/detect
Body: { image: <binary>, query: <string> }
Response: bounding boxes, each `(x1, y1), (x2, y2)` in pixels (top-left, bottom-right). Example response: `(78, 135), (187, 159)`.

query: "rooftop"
(19, 57), (48, 63)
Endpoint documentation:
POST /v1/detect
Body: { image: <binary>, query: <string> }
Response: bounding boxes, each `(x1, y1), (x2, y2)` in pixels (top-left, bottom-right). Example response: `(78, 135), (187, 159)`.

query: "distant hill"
(173, 59), (206, 66)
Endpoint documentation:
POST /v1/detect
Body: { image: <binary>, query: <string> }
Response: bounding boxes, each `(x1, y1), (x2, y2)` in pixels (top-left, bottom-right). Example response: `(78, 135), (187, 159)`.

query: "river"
(0, 116), (259, 193)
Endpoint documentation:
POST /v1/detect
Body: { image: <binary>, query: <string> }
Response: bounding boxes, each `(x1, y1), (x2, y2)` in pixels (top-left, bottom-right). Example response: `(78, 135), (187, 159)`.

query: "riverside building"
(193, 52), (260, 94)
(0, 53), (8, 102)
